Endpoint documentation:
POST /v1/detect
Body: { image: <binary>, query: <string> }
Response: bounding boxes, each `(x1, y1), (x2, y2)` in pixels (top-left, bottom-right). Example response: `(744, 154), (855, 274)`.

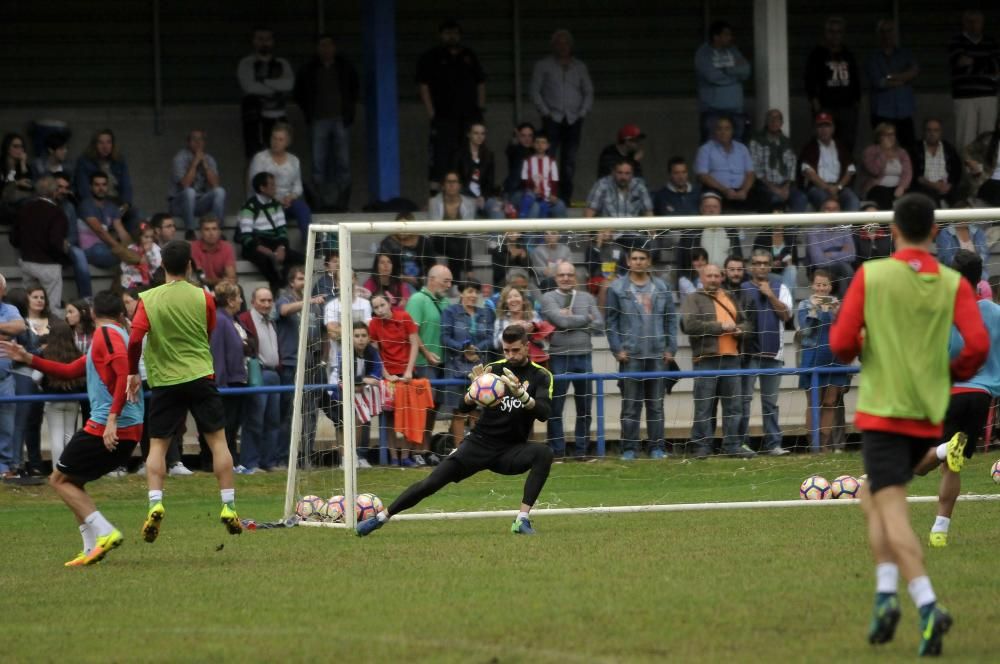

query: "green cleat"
(220, 504), (243, 535)
(928, 532), (948, 548)
(142, 502), (165, 543)
(64, 551), (88, 568)
(945, 432), (967, 473)
(868, 593), (901, 645)
(918, 604), (952, 657)
(84, 529), (123, 565)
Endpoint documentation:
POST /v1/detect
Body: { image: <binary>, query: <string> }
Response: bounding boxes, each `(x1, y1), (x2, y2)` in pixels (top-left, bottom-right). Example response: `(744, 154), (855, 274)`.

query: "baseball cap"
(815, 112), (834, 126)
(617, 124), (646, 142)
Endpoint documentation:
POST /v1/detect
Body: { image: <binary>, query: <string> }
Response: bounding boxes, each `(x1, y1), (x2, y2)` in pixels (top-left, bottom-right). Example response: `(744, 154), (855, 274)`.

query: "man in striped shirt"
(949, 10), (1000, 150)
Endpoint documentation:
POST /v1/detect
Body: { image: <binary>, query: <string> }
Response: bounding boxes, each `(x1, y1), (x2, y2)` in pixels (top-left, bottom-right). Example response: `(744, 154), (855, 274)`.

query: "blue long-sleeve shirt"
(695, 42), (751, 113)
(951, 299), (1000, 397)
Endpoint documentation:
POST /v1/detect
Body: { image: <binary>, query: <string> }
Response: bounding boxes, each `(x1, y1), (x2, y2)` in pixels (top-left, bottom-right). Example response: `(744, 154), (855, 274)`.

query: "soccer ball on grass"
(830, 475), (860, 499)
(799, 475), (831, 500)
(468, 372), (505, 407)
(319, 495), (346, 522)
(991, 459), (1000, 484)
(355, 493), (384, 522)
(296, 495), (325, 519)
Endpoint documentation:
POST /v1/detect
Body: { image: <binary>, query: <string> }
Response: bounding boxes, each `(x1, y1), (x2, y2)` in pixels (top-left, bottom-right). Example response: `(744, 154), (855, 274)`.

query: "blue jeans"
(740, 356), (784, 450)
(284, 198), (313, 235)
(0, 375), (15, 473)
(68, 245), (93, 298)
(619, 357), (666, 455)
(518, 194), (568, 220)
(12, 373), (42, 470)
(547, 354), (593, 457)
(805, 185), (860, 212)
(240, 369), (281, 470)
(690, 355), (743, 454)
(311, 118), (352, 208)
(84, 243), (117, 269)
(764, 185), (809, 213)
(542, 116), (583, 202)
(169, 186), (226, 229)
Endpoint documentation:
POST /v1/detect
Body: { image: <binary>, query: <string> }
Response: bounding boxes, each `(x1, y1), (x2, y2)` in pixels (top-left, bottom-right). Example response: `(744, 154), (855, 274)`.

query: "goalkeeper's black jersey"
(460, 359), (552, 446)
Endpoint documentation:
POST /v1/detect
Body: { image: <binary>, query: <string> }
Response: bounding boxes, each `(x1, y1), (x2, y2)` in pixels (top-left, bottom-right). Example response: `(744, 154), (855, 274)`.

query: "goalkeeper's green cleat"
(918, 604), (952, 657)
(220, 504), (243, 535)
(928, 532), (948, 548)
(511, 516), (536, 535)
(84, 529), (123, 565)
(945, 432), (967, 473)
(868, 593), (901, 645)
(142, 502), (165, 543)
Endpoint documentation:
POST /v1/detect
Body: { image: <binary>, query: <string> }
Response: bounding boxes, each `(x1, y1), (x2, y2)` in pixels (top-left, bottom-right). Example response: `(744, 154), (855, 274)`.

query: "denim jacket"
(441, 303), (496, 364)
(795, 298), (837, 350)
(605, 276), (678, 357)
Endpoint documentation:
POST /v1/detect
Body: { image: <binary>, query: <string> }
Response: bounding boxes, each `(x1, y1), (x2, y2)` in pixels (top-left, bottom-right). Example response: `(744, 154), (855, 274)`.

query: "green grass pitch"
(2, 453), (998, 662)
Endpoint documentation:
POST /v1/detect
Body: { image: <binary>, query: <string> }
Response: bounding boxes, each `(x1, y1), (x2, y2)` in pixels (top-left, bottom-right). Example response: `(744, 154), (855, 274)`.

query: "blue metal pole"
(378, 413), (389, 466)
(810, 369), (821, 453)
(596, 379), (606, 457)
(362, 0), (400, 202)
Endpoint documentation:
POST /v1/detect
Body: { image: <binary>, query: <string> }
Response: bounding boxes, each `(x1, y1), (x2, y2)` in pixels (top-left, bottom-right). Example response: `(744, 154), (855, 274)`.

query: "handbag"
(246, 357), (263, 387)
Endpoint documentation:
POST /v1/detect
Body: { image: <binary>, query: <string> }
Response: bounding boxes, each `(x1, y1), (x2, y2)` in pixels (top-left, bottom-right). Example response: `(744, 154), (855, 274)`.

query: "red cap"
(617, 124), (646, 142)
(814, 112), (834, 126)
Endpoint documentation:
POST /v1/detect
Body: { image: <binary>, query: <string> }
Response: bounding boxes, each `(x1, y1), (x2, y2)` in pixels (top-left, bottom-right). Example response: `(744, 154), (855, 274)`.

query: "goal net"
(284, 209), (1000, 530)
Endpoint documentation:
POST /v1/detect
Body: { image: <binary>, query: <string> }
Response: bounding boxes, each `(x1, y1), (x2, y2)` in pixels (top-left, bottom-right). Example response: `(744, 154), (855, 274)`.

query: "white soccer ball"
(320, 495), (346, 522)
(799, 475), (831, 500)
(296, 495), (325, 519)
(355, 493), (384, 521)
(991, 459), (1000, 484)
(831, 475), (860, 499)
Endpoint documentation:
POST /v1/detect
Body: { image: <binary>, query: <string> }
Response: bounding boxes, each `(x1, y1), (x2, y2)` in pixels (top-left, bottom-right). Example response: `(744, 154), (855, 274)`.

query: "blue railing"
(0, 365), (860, 463)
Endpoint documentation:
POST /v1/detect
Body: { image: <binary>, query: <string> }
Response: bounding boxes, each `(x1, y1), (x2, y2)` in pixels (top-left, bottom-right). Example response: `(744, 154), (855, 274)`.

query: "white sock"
(517, 511), (530, 522)
(935, 442), (948, 461)
(908, 576), (936, 609)
(221, 488), (235, 505)
(84, 511), (115, 537)
(148, 489), (163, 504)
(376, 510), (389, 523)
(875, 562), (899, 594)
(931, 515), (951, 534)
(79, 523), (96, 554)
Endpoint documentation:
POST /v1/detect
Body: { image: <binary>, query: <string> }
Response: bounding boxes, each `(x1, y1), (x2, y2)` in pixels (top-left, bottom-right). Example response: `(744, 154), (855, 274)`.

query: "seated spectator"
(1, 133), (35, 223)
(531, 230), (572, 291)
(695, 116), (769, 214)
(936, 219), (990, 281)
(749, 109), (808, 212)
(519, 131), (568, 219)
(209, 281), (249, 470)
(853, 201), (893, 268)
(961, 117), (1000, 205)
(584, 158), (654, 218)
(678, 247), (708, 299)
(695, 20), (751, 143)
(428, 170), (476, 282)
(452, 122), (503, 219)
(799, 112), (860, 211)
(597, 124), (645, 179)
(324, 269), (373, 342)
(51, 172), (91, 299)
(859, 122), (913, 210)
(11, 176), (68, 316)
(806, 198), (856, 294)
(653, 157), (701, 216)
(73, 129), (141, 234)
(491, 231), (532, 288)
(908, 118), (961, 207)
(503, 122), (535, 200)
(168, 129), (226, 230)
(493, 284), (546, 363)
(248, 123), (311, 236)
(363, 252), (411, 310)
(120, 223), (161, 290)
(379, 214), (437, 293)
(77, 172), (138, 269)
(150, 212), (178, 246)
(190, 215), (237, 288)
(238, 171), (304, 293)
(752, 226), (799, 296)
(32, 132), (74, 182)
(440, 280), (495, 445)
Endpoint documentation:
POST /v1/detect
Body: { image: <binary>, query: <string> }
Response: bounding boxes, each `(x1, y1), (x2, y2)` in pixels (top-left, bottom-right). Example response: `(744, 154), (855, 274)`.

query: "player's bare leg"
(50, 470), (122, 566)
(860, 483), (901, 644)
(141, 437), (169, 542)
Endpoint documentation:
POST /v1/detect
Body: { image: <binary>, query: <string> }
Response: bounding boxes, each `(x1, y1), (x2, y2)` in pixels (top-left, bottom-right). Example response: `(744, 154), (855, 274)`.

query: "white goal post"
(284, 207), (1000, 530)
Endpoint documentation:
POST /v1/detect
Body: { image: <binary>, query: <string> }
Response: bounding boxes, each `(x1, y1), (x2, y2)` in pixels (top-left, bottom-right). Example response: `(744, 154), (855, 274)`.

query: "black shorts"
(148, 377), (226, 439)
(941, 391), (992, 459)
(440, 437), (548, 483)
(862, 430), (936, 494)
(56, 430), (139, 483)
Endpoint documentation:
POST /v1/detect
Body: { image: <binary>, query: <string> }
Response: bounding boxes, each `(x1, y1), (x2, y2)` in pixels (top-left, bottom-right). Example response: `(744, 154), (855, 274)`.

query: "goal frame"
(284, 208), (1000, 530)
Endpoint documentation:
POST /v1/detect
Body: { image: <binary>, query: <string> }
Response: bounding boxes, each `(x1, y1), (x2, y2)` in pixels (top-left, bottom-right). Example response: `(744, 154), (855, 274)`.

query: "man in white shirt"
(908, 118), (962, 207)
(799, 112), (861, 211)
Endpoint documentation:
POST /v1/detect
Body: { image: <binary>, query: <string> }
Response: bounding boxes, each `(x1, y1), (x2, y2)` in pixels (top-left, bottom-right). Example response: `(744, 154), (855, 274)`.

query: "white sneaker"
(168, 462), (194, 476)
(412, 454), (426, 466)
(135, 464), (146, 477)
(766, 447), (791, 456)
(357, 458), (372, 469)
(104, 466), (127, 479)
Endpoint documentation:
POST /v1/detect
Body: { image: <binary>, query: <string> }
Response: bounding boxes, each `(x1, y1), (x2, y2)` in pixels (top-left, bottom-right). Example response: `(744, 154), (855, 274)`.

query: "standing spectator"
(1, 133), (35, 223)
(749, 109), (808, 212)
(209, 282), (249, 471)
(675, 192), (737, 281)
(752, 227), (799, 296)
(77, 172), (137, 269)
(418, 19), (486, 193)
(860, 123), (913, 210)
(531, 230), (572, 292)
(541, 261), (602, 459)
(11, 176), (68, 316)
(866, 19), (919, 150)
(695, 117), (769, 214)
(452, 122), (503, 219)
(799, 112), (860, 211)
(695, 20), (751, 143)
(428, 171), (476, 283)
(936, 222), (990, 281)
(276, 267), (326, 468)
(678, 247), (709, 300)
(948, 10), (1000, 153)
(681, 263), (751, 458)
(908, 118), (962, 208)
(606, 245), (678, 460)
(738, 248), (793, 456)
(807, 198), (857, 293)
(237, 287), (281, 473)
(32, 132), (74, 182)
(238, 172), (304, 293)
(530, 29), (593, 202)
(805, 16), (862, 151)
(0, 273), (26, 480)
(597, 124), (645, 179)
(519, 131), (567, 219)
(493, 285), (543, 354)
(724, 254), (746, 294)
(14, 286), (57, 475)
(491, 233), (532, 288)
(190, 215), (237, 288)
(369, 293), (420, 466)
(503, 123), (535, 199)
(440, 281), (494, 447)
(237, 25), (294, 159)
(73, 129), (140, 235)
(168, 130), (226, 230)
(363, 253), (411, 310)
(35, 322), (83, 467)
(584, 159), (654, 219)
(854, 201), (894, 268)
(796, 269), (850, 450)
(294, 33), (360, 212)
(653, 157), (701, 217)
(323, 269), (373, 343)
(405, 265), (453, 450)
(248, 123), (311, 237)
